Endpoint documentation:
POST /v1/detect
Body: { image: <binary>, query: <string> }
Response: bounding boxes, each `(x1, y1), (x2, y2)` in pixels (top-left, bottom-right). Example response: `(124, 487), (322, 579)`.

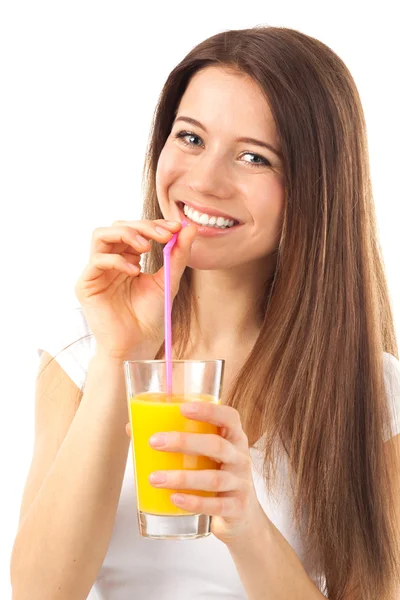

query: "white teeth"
(199, 213), (209, 225)
(182, 204), (235, 228)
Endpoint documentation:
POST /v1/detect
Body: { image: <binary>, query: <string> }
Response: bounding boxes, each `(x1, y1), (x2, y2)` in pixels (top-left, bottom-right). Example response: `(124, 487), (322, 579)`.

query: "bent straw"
(163, 219), (189, 397)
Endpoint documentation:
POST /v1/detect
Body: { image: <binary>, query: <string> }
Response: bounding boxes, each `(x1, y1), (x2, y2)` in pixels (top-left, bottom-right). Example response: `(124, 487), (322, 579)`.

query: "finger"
(89, 252), (141, 278)
(149, 469), (243, 493)
(90, 226), (162, 255)
(77, 251), (141, 286)
(90, 221), (181, 258)
(170, 492), (245, 518)
(180, 403), (248, 447)
(149, 432), (242, 465)
(114, 219), (182, 231)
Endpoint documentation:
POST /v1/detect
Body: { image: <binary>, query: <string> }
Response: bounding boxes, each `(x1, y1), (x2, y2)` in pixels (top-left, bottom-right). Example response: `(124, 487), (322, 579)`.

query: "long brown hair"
(139, 26), (400, 599)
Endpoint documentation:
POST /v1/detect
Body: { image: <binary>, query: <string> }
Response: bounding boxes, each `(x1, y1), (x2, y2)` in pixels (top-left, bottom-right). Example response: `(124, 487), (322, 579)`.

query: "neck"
(187, 257), (274, 354)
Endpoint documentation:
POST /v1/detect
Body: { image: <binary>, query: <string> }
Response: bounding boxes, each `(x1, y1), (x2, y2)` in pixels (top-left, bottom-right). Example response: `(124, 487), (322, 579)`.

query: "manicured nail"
(154, 220), (180, 228)
(136, 234), (149, 246)
(149, 433), (167, 447)
(172, 494), (186, 504)
(155, 226), (170, 235)
(181, 403), (199, 414)
(149, 472), (167, 484)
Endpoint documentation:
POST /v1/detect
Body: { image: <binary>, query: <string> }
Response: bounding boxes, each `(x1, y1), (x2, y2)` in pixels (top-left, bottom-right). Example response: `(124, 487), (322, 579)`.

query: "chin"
(186, 253), (237, 271)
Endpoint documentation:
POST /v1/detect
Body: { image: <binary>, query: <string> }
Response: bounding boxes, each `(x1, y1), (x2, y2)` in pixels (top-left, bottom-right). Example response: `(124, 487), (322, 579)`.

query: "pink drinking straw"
(163, 219), (190, 397)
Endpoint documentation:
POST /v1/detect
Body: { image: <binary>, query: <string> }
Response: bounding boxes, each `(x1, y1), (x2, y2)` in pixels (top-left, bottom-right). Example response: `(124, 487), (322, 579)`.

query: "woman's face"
(156, 65), (285, 270)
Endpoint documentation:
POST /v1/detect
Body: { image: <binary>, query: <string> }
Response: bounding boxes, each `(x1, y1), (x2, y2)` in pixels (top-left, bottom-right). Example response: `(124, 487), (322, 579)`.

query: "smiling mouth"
(176, 202), (240, 229)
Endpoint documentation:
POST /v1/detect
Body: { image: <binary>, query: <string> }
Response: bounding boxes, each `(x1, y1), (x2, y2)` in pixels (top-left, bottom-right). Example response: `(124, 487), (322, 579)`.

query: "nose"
(186, 151), (234, 199)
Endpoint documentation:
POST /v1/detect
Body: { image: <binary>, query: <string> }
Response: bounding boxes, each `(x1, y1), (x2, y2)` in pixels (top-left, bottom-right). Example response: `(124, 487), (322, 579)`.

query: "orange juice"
(129, 392), (219, 516)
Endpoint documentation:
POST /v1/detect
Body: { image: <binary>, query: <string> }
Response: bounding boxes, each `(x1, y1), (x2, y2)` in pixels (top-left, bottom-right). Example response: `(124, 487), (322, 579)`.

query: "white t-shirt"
(36, 306), (400, 600)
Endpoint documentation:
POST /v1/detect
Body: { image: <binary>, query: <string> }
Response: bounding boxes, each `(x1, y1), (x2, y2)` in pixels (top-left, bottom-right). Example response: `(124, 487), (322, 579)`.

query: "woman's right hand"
(74, 218), (198, 361)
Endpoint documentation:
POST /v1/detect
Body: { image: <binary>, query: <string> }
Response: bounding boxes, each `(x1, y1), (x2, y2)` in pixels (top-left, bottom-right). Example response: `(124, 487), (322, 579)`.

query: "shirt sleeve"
(382, 352), (400, 442)
(36, 306), (96, 393)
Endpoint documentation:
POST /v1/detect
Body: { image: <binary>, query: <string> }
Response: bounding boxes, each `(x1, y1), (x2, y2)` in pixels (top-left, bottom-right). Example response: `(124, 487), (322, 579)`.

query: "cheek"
(250, 179), (285, 247)
(156, 145), (183, 198)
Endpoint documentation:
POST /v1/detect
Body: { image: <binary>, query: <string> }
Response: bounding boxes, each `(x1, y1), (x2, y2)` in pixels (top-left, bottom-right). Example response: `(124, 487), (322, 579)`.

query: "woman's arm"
(228, 432), (400, 600)
(10, 350), (143, 600)
(227, 512), (326, 600)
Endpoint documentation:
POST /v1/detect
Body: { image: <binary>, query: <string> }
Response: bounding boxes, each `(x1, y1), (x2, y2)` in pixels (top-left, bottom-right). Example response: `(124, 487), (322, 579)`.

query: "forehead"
(177, 66), (276, 136)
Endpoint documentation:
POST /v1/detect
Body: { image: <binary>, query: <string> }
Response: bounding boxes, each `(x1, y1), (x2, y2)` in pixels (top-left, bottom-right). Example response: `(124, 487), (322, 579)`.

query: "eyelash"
(173, 130), (271, 168)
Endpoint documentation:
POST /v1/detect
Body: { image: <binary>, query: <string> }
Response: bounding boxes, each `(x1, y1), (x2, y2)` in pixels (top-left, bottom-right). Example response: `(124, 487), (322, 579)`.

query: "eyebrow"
(173, 116), (282, 158)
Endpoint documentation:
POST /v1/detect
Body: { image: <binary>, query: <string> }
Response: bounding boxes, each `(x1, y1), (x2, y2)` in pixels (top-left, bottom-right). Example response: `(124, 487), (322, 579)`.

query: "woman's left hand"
(125, 402), (266, 546)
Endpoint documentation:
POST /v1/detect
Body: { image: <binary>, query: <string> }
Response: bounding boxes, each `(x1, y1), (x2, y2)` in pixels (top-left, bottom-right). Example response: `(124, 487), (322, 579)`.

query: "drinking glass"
(123, 359), (225, 540)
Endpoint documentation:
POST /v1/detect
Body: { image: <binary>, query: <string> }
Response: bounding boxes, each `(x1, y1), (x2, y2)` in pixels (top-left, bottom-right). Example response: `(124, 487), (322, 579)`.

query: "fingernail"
(136, 234), (149, 246)
(172, 493), (186, 504)
(149, 472), (167, 484)
(165, 221), (180, 227)
(181, 403), (199, 414)
(155, 226), (170, 235)
(149, 433), (167, 447)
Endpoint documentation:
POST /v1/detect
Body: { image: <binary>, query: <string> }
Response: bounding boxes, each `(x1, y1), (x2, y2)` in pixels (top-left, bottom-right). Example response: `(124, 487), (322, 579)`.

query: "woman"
(11, 25), (400, 600)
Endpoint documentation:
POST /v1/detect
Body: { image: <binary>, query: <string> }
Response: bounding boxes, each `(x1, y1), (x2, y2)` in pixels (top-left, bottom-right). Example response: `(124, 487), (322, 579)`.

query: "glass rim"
(123, 359), (225, 365)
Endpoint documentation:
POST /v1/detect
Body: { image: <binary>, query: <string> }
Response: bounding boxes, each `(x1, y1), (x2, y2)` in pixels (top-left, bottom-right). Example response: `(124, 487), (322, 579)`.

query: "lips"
(175, 202), (242, 237)
(176, 201), (240, 224)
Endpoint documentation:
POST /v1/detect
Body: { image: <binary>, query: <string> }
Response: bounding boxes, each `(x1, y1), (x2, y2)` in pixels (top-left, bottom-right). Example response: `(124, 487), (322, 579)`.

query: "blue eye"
(175, 131), (203, 147)
(173, 130), (271, 168)
(241, 153), (269, 166)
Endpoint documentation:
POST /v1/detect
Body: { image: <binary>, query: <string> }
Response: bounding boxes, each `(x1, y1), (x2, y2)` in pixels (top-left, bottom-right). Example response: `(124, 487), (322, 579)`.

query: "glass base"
(138, 511), (212, 540)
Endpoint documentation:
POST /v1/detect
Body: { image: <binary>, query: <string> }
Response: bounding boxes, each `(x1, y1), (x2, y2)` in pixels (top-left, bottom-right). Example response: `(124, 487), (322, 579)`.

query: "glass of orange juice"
(123, 359), (225, 540)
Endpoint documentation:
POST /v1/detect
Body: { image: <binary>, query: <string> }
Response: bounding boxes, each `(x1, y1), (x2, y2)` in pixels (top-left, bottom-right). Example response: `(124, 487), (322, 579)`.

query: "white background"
(1, 1), (399, 597)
